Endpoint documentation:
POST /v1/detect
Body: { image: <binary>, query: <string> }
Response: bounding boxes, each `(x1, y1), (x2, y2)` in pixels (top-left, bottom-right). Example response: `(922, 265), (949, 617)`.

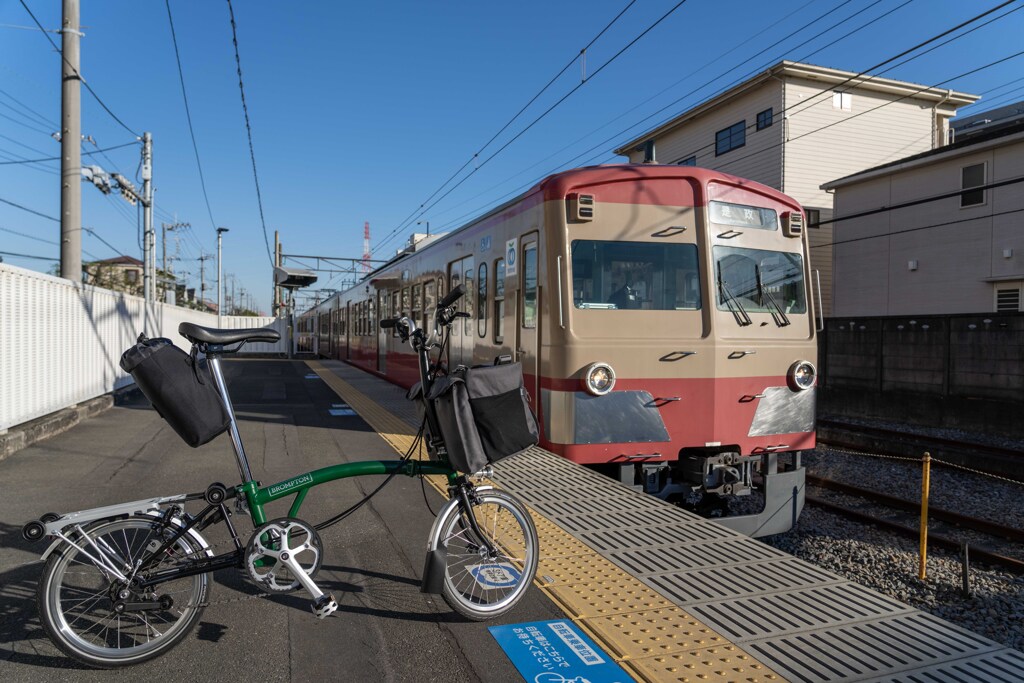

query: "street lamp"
(216, 227), (229, 324)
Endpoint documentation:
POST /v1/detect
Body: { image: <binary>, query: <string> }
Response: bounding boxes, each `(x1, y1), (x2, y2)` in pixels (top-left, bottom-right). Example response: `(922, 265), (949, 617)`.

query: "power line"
(373, 0), (692, 255)
(0, 109), (53, 135)
(225, 0), (274, 267)
(0, 85), (56, 128)
(815, 206), (1024, 250)
(0, 140), (138, 165)
(0, 250), (58, 262)
(17, 0), (141, 138)
(0, 195), (59, 221)
(165, 0), (218, 233)
(0, 225), (103, 260)
(384, 0), (639, 247)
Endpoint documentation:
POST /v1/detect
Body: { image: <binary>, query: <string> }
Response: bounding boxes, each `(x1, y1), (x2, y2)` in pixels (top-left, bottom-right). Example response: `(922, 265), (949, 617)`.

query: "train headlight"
(787, 361), (816, 391)
(583, 362), (616, 396)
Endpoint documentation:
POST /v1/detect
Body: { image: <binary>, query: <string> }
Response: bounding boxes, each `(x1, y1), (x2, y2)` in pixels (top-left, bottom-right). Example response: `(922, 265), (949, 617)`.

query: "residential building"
(822, 118), (1024, 316)
(84, 256), (144, 295)
(614, 61), (978, 315)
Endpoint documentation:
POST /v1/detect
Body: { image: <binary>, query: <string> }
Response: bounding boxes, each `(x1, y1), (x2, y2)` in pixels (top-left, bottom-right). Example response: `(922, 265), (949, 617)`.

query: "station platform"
(310, 359), (1024, 683)
(1, 358), (1021, 682)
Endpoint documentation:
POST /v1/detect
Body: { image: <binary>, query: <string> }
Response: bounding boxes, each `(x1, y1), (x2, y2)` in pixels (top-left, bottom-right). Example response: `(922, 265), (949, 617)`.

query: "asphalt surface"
(0, 360), (562, 681)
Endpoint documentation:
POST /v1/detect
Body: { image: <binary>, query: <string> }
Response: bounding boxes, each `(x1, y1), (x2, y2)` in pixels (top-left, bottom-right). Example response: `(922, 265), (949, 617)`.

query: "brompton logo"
(269, 473), (313, 496)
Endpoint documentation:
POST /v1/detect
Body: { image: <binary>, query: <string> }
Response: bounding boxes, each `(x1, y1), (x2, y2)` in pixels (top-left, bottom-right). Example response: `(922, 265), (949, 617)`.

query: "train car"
(302, 165), (817, 536)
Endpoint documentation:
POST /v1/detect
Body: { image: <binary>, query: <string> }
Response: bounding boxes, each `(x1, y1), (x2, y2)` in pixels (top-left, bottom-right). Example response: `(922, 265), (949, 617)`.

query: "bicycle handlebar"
(379, 317), (400, 330)
(438, 284), (466, 309)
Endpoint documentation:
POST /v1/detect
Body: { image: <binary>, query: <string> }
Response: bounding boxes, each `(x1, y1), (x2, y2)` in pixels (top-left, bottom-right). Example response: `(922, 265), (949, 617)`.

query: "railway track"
(816, 419), (1024, 481)
(805, 474), (1024, 574)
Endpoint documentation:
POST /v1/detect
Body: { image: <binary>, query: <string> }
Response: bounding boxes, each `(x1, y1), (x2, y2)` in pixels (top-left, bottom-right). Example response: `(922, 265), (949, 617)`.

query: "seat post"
(207, 354), (255, 484)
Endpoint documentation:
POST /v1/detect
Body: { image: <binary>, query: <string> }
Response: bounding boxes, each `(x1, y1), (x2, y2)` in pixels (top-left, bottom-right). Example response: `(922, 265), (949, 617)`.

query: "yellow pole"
(918, 452), (931, 580)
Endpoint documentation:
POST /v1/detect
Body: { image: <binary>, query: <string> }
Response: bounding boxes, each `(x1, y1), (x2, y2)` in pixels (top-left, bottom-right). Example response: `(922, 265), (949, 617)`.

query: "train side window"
(477, 263), (487, 338)
(494, 259), (505, 343)
(464, 266), (474, 336)
(424, 280), (436, 330)
(391, 291), (399, 320)
(523, 243), (538, 328)
(369, 295), (376, 333)
(412, 283), (422, 326)
(401, 287), (410, 317)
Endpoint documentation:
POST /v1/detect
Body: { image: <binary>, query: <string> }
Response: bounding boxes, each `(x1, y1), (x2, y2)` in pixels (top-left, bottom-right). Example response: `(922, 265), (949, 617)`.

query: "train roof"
(333, 164), (800, 304)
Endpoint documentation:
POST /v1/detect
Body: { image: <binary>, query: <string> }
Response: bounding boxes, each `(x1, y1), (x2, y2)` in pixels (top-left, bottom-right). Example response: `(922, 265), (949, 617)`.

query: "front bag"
(119, 335), (231, 448)
(426, 362), (539, 474)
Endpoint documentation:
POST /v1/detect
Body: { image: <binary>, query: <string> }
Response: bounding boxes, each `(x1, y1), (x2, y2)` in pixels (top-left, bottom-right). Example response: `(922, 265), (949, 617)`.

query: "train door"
(377, 289), (387, 373)
(344, 301), (351, 360)
(516, 233), (540, 400)
(447, 260), (464, 366)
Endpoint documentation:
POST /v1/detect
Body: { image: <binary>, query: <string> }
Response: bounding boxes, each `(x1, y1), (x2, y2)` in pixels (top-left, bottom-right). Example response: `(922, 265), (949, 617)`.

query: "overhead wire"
(0, 86), (56, 129)
(225, 0), (275, 267)
(17, 0), (141, 138)
(165, 0), (219, 233)
(373, 0), (692, 256)
(0, 140), (138, 165)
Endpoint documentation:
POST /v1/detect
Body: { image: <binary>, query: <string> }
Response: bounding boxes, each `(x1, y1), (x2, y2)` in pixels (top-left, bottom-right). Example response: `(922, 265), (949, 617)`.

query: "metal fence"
(0, 263), (288, 431)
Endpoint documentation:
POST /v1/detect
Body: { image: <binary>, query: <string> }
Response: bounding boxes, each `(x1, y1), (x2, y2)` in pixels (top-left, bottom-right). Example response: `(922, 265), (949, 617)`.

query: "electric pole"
(60, 0), (82, 282)
(198, 253), (211, 310)
(141, 132), (154, 303)
(216, 227), (228, 324)
(162, 221), (189, 274)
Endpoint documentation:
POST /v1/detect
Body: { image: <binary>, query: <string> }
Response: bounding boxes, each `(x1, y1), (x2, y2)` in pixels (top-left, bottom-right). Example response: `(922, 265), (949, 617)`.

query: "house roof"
(88, 255), (143, 267)
(614, 60), (978, 155)
(822, 120), (1024, 190)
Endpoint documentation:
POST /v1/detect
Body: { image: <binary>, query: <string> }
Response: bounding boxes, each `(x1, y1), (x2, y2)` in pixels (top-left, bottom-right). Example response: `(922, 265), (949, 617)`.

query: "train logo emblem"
(506, 238), (518, 276)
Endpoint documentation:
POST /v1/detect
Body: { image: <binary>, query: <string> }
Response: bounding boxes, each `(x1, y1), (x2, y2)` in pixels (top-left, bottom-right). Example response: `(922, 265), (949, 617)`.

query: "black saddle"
(178, 322), (281, 346)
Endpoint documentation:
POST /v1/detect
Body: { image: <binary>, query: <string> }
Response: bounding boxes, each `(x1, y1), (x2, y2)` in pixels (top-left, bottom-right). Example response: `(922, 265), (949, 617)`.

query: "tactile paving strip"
(310, 360), (1017, 683)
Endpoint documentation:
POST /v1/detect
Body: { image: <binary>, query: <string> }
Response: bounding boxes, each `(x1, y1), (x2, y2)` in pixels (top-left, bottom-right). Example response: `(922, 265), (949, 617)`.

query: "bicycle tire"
(436, 490), (538, 620)
(37, 515), (210, 668)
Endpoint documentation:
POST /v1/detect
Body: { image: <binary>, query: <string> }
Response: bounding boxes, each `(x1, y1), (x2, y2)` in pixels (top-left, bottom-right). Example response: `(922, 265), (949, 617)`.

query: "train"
(299, 165), (817, 536)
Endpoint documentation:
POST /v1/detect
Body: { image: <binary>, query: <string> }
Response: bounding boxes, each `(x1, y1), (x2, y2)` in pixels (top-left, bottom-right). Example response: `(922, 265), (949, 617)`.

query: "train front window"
(713, 246), (806, 316)
(570, 240), (700, 311)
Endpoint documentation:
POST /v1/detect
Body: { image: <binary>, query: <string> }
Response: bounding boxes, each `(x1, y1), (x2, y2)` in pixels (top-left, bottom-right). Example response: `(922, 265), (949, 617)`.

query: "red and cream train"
(299, 165), (818, 536)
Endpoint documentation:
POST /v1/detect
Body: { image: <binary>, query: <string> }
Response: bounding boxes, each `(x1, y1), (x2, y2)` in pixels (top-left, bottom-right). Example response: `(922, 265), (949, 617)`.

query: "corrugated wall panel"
(0, 263), (289, 430)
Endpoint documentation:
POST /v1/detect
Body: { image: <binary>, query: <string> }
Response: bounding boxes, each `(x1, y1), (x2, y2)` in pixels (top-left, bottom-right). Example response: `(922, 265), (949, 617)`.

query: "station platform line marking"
(306, 361), (785, 682)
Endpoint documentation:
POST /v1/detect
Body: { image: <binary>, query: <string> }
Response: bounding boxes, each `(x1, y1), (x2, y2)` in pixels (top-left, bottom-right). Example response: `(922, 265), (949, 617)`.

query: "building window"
(677, 155), (697, 166)
(756, 108), (773, 130)
(995, 284), (1021, 312)
(961, 163), (985, 207)
(806, 209), (821, 229)
(832, 92), (852, 111)
(715, 121), (745, 156)
(125, 269), (138, 283)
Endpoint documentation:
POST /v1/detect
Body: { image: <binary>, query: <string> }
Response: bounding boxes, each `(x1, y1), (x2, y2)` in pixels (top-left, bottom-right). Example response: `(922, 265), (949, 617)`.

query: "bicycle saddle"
(178, 322), (281, 346)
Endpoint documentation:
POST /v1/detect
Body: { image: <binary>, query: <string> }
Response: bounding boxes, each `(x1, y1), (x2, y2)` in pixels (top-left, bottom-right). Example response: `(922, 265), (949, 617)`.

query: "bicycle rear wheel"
(38, 515), (210, 668)
(436, 489), (538, 620)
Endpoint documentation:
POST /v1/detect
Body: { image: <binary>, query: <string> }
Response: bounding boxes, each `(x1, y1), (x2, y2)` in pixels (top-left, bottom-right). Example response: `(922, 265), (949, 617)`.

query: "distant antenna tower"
(362, 221), (371, 274)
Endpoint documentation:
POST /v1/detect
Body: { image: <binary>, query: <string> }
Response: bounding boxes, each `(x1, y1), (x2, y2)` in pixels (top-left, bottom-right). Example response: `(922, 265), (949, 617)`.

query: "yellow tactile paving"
(306, 360), (787, 683)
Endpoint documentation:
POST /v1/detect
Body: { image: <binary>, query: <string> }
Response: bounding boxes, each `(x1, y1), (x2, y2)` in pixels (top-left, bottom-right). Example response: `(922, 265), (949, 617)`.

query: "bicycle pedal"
(311, 594), (338, 620)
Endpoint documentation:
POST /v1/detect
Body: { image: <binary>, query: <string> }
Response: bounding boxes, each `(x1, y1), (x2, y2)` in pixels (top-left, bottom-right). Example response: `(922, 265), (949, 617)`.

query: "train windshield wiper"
(755, 266), (790, 327)
(716, 264), (752, 327)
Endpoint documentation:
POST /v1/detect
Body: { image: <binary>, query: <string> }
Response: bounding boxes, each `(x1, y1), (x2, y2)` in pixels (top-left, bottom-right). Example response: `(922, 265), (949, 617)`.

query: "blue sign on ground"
(489, 620), (631, 683)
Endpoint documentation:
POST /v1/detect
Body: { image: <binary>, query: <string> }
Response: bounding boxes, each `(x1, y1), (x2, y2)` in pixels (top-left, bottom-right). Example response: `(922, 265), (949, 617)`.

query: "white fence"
(0, 263), (289, 431)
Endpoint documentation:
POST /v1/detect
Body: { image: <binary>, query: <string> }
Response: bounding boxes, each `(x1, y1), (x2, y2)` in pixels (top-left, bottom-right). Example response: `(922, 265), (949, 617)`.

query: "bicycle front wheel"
(38, 515), (210, 668)
(437, 490), (538, 620)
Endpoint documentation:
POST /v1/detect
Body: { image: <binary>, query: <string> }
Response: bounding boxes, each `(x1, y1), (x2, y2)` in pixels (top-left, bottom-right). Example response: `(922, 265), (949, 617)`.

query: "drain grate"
(578, 522), (740, 553)
(644, 558), (842, 606)
(878, 648), (1024, 683)
(609, 537), (782, 576)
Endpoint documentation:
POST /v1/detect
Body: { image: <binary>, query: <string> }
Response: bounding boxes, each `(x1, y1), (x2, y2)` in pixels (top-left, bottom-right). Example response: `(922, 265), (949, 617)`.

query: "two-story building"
(822, 117), (1024, 316)
(614, 61), (978, 315)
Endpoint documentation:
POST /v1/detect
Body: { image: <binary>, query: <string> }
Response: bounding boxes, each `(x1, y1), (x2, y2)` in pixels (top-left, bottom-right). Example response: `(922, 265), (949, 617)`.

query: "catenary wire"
(225, 0), (274, 267)
(0, 140), (138, 165)
(166, 0), (219, 233)
(17, 0), (141, 138)
(373, 0), (692, 256)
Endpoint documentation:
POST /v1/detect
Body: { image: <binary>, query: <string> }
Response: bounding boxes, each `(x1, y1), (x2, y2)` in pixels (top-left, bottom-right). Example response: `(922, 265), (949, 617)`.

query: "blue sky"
(1, 0), (1022, 313)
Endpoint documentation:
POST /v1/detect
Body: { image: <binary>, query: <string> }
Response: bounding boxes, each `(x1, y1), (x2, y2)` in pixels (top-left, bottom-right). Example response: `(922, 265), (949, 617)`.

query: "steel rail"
(817, 419), (1024, 460)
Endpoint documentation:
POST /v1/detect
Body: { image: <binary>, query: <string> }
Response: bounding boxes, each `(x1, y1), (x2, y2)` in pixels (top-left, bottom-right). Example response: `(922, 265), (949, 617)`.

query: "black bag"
(426, 362), (539, 474)
(119, 335), (231, 448)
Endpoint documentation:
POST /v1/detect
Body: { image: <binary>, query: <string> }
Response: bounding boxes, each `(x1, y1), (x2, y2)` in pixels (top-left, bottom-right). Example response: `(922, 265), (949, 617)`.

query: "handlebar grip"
(438, 284), (467, 309)
(380, 318), (401, 330)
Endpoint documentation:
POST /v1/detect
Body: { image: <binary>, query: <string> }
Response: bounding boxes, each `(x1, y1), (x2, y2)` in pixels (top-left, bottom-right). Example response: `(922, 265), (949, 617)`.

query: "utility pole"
(216, 227), (228, 324)
(162, 221), (189, 274)
(60, 0), (82, 282)
(140, 132), (154, 303)
(198, 253), (211, 310)
(273, 230), (281, 317)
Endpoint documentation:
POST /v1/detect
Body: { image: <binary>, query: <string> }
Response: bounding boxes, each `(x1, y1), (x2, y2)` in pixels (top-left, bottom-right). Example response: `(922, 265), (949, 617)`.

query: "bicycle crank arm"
(277, 550), (338, 619)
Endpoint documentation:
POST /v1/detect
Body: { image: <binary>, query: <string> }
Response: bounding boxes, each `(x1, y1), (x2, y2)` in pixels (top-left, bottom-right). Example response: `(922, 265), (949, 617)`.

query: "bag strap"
(189, 344), (207, 385)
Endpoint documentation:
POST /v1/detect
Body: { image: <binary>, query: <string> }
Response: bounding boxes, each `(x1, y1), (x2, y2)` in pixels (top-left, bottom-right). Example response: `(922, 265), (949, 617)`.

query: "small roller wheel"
(205, 483), (228, 505)
(40, 512), (61, 524)
(22, 520), (46, 543)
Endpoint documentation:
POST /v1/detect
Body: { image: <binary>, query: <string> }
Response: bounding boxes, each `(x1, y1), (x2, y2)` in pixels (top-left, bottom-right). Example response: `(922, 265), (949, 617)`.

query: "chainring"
(244, 517), (323, 593)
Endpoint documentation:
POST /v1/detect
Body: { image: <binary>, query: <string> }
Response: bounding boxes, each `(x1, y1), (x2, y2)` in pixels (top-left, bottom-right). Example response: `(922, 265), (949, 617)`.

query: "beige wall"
(625, 81), (784, 189)
(832, 135), (1024, 316)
